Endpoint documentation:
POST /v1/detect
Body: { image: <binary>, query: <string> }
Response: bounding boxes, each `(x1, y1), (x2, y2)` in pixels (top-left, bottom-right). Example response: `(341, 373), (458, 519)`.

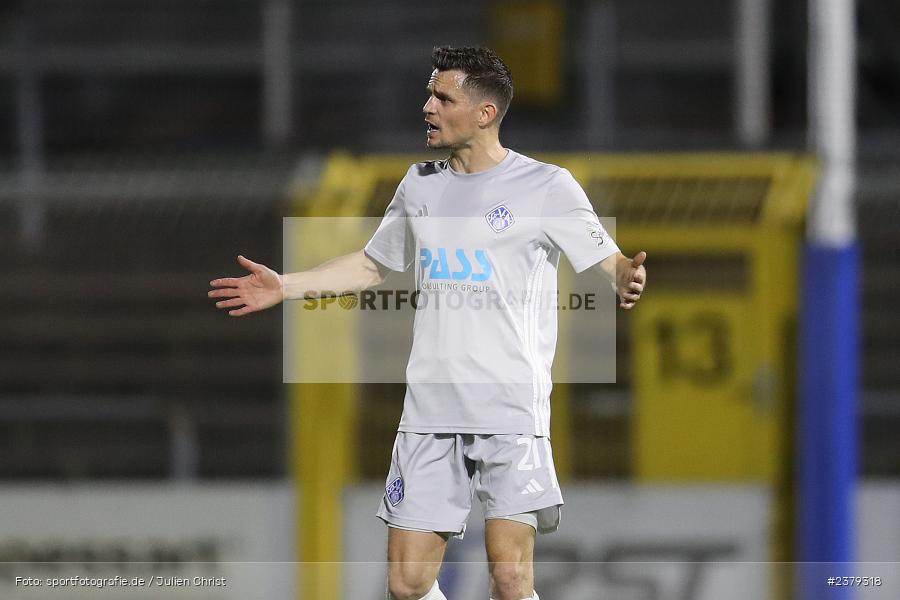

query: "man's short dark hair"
(431, 46), (514, 122)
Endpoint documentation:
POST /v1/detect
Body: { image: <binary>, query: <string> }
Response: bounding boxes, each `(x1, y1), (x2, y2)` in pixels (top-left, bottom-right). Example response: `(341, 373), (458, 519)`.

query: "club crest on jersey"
(386, 477), (405, 506)
(485, 205), (514, 233)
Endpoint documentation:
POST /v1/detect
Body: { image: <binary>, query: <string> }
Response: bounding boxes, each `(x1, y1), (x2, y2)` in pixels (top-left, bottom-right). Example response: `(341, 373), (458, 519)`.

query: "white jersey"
(364, 150), (618, 436)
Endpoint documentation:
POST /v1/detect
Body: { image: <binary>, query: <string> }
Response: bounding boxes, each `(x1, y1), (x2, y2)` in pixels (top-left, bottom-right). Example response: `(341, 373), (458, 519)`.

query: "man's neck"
(448, 139), (508, 174)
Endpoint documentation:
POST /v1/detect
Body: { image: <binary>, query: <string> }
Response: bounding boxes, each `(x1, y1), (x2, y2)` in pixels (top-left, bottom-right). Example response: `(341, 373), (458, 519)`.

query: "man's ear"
(479, 102), (499, 128)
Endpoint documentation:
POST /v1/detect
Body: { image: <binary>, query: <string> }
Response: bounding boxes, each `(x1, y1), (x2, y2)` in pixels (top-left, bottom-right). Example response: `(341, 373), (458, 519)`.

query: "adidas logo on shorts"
(521, 478), (544, 495)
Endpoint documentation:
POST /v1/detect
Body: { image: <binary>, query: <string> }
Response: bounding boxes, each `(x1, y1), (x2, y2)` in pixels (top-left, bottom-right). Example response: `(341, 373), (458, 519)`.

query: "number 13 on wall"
(632, 294), (775, 481)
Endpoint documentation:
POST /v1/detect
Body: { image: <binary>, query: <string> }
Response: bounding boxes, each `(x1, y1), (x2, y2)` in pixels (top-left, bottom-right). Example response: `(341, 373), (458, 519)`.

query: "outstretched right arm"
(208, 250), (389, 317)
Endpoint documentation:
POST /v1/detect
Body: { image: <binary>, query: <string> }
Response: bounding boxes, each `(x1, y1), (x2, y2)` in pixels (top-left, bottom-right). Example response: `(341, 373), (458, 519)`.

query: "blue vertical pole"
(798, 243), (859, 598)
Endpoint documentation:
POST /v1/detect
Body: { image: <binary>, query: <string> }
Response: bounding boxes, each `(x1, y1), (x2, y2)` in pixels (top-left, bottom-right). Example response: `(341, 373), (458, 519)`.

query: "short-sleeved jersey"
(364, 150), (619, 436)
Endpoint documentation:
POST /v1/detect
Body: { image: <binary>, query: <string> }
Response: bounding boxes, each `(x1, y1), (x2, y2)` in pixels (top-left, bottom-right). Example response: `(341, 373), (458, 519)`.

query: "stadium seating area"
(0, 155), (293, 478)
(1, 0), (899, 480)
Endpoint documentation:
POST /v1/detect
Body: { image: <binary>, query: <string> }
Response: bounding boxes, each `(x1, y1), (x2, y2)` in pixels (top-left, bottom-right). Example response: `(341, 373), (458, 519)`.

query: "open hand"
(208, 255), (283, 316)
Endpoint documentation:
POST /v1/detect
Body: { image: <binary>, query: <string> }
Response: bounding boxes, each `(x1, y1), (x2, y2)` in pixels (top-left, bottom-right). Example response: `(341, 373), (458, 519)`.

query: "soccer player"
(209, 46), (646, 600)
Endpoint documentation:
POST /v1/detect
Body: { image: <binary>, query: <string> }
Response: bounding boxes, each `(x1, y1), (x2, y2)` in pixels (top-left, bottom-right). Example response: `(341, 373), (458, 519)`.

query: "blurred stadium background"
(1, 0), (898, 599)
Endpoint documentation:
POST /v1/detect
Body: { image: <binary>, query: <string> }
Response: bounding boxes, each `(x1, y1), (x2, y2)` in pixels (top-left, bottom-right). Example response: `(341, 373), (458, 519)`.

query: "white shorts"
(376, 433), (563, 538)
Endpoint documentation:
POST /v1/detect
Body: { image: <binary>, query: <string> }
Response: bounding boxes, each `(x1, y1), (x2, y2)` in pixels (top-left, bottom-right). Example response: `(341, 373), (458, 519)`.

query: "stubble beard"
(426, 136), (451, 150)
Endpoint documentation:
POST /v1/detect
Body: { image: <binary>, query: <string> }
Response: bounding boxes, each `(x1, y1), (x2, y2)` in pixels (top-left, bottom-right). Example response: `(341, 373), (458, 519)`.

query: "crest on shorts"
(485, 205), (514, 233)
(386, 477), (405, 506)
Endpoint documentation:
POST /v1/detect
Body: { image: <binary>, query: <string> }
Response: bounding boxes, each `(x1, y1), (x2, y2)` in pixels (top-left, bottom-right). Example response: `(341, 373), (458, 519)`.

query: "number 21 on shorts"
(517, 437), (543, 471)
